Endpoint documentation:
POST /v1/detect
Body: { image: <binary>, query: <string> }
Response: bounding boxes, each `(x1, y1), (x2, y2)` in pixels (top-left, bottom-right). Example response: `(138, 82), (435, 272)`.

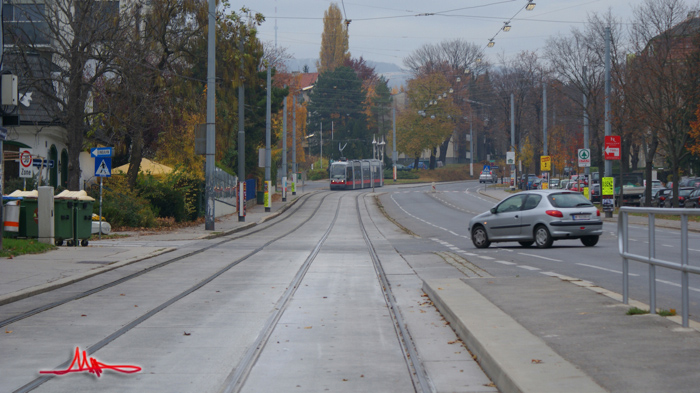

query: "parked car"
(665, 187), (696, 208)
(685, 188), (700, 208)
(651, 188), (673, 207)
(559, 179), (570, 190)
(394, 164), (408, 171)
(479, 170), (497, 183)
(468, 190), (603, 249)
(549, 178), (560, 188)
(679, 177), (700, 188)
(640, 187), (667, 206)
(590, 183), (601, 203)
(532, 178), (544, 189)
(520, 174), (539, 189)
(407, 161), (427, 170)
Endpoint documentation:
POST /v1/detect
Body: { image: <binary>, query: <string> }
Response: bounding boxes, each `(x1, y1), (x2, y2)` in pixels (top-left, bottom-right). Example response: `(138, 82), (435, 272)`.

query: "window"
(3, 3), (50, 45)
(496, 195), (526, 213)
(522, 195), (542, 210)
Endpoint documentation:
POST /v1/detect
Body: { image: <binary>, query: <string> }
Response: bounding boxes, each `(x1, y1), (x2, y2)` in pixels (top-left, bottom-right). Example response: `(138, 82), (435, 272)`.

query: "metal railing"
(618, 207), (700, 327)
(213, 168), (237, 204)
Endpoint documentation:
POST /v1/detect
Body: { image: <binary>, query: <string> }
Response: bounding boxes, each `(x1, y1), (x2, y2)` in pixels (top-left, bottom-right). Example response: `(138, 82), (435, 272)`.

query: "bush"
(94, 176), (158, 228)
(384, 169), (419, 180)
(308, 169), (328, 181)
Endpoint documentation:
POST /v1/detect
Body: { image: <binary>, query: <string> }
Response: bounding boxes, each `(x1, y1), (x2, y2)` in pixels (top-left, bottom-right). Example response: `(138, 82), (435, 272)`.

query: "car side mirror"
(490, 207), (497, 214)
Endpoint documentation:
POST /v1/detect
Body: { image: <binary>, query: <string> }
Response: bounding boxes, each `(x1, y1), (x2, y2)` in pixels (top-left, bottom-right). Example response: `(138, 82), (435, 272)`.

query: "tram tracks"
(0, 192), (319, 329)
(8, 190), (433, 393)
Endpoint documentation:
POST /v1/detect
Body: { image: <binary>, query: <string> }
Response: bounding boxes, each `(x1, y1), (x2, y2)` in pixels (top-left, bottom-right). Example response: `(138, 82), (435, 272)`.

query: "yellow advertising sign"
(602, 177), (614, 196)
(542, 182), (549, 190)
(540, 155), (551, 171)
(584, 186), (589, 199)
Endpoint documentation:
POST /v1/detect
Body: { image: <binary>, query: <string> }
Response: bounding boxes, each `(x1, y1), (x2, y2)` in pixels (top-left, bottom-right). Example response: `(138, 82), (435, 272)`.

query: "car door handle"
(514, 215), (519, 218)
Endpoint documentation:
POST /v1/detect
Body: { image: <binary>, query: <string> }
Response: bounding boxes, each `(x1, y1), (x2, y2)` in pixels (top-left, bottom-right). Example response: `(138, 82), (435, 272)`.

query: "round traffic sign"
(20, 150), (32, 168)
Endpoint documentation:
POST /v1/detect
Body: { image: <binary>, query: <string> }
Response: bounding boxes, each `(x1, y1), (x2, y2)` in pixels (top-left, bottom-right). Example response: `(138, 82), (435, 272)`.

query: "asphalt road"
(379, 180), (700, 322)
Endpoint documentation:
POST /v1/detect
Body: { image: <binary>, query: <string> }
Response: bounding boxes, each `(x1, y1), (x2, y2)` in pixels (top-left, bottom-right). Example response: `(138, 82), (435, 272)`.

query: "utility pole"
(204, 0), (216, 230)
(392, 106), (397, 182)
(292, 95), (297, 195)
(583, 66), (590, 177)
(265, 64), (271, 212)
(543, 84), (547, 156)
(320, 122), (323, 169)
(604, 26), (612, 178)
(511, 93), (515, 187)
(237, 38), (245, 222)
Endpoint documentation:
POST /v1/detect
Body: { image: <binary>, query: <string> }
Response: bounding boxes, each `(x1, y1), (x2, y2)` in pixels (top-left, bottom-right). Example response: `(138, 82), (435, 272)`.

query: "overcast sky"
(245, 0), (665, 68)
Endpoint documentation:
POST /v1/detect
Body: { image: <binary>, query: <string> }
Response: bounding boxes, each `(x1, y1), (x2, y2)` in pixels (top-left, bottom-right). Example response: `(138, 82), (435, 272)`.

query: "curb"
(423, 278), (606, 393)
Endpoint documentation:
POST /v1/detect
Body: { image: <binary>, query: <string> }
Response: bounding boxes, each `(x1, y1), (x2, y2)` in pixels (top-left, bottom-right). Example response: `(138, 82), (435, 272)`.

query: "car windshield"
(547, 192), (594, 208)
(330, 164), (346, 177)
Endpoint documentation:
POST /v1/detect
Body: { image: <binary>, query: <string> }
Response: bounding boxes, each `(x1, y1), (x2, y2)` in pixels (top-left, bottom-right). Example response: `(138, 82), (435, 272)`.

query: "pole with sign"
(19, 149), (33, 191)
(91, 148), (113, 240)
(604, 136), (621, 217)
(540, 155), (551, 189)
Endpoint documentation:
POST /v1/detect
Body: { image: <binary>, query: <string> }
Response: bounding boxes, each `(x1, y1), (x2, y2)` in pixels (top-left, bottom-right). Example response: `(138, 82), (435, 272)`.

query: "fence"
(213, 169), (237, 205)
(618, 207), (700, 327)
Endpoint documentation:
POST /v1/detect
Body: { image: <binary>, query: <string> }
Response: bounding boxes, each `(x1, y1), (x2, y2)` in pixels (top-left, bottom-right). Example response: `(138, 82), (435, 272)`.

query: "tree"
(5, 0), (134, 190)
(316, 3), (350, 74)
(627, 0), (695, 206)
(307, 66), (368, 160)
(396, 72), (459, 169)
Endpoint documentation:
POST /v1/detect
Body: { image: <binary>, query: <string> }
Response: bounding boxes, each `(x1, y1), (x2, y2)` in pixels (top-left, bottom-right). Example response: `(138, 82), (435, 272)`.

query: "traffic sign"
(540, 155), (551, 171)
(602, 177), (614, 196)
(578, 149), (591, 167)
(95, 158), (112, 177)
(32, 158), (54, 168)
(506, 151), (515, 165)
(605, 136), (621, 160)
(19, 149), (32, 168)
(19, 149), (33, 178)
(91, 147), (113, 158)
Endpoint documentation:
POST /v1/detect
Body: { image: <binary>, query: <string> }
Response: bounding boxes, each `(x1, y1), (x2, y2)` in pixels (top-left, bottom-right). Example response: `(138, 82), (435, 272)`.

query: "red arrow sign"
(605, 136), (621, 160)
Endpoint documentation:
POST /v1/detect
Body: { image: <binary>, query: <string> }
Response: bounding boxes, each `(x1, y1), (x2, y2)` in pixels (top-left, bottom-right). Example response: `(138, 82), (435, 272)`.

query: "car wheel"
(534, 225), (553, 248)
(580, 236), (599, 247)
(472, 226), (491, 249)
(518, 241), (533, 248)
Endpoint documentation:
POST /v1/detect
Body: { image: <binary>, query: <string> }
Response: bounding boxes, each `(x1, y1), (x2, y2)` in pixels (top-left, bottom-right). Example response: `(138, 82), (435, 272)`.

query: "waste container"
(8, 190), (39, 238)
(53, 197), (75, 246)
(55, 190), (95, 247)
(3, 197), (23, 238)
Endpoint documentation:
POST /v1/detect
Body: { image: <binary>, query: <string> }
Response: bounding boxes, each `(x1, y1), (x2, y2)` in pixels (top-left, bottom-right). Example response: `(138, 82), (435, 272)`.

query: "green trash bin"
(18, 198), (39, 238)
(54, 198), (75, 246)
(74, 199), (94, 246)
(55, 190), (95, 247)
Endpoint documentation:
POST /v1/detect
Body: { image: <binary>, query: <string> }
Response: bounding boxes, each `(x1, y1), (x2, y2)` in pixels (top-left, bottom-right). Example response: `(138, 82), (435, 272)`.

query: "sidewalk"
(0, 192), (307, 306)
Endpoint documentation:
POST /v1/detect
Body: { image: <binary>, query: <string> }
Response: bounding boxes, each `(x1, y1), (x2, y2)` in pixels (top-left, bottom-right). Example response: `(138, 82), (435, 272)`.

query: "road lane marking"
(518, 265), (541, 271)
(655, 279), (700, 293)
(495, 260), (516, 265)
(576, 263), (640, 276)
(477, 255), (495, 260)
(517, 253), (562, 262)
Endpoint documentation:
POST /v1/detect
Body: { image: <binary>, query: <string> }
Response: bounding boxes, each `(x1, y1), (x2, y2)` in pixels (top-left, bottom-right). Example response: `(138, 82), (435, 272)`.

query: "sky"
(246, 0), (655, 69)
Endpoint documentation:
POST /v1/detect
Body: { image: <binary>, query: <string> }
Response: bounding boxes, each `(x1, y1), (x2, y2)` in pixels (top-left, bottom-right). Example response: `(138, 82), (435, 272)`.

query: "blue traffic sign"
(32, 158), (54, 168)
(95, 157), (112, 177)
(91, 147), (113, 157)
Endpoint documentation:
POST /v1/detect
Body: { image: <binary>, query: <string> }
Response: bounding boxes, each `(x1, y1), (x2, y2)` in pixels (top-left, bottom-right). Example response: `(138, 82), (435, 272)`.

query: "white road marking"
(517, 253), (562, 262)
(518, 265), (541, 271)
(495, 260), (516, 265)
(655, 279), (700, 293)
(576, 263), (640, 276)
(477, 255), (495, 260)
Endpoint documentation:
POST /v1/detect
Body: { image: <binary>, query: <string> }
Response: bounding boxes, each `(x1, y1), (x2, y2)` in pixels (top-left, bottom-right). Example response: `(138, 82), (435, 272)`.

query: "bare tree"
(5, 0), (136, 190)
(627, 0), (695, 206)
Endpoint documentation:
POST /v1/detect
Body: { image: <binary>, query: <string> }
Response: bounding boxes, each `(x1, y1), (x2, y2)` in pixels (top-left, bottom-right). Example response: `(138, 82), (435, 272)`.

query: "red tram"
(329, 158), (384, 190)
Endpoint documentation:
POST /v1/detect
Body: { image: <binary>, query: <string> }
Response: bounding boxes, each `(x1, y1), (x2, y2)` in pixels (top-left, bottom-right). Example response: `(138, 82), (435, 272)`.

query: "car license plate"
(572, 214), (591, 221)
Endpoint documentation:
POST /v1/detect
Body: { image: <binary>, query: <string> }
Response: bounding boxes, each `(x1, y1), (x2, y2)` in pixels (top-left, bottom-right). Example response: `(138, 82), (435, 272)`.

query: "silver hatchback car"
(468, 190), (603, 248)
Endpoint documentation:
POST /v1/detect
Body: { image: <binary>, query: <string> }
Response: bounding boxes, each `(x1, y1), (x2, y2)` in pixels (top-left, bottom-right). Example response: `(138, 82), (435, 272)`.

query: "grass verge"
(0, 238), (56, 258)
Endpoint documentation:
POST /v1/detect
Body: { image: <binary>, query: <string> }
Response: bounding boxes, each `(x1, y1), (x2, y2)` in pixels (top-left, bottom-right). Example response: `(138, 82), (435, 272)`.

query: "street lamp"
(372, 135), (377, 159)
(503, 22), (511, 32)
(526, 0), (536, 11)
(487, 39), (495, 48)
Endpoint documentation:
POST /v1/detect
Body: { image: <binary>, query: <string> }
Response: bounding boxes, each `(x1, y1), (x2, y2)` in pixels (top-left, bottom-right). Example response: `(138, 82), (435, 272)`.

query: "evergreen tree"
(307, 66), (369, 160)
(316, 3), (350, 74)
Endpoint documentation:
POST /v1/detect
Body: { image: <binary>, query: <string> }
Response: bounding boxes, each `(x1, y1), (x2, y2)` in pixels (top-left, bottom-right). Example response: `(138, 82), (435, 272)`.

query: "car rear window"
(547, 192), (593, 208)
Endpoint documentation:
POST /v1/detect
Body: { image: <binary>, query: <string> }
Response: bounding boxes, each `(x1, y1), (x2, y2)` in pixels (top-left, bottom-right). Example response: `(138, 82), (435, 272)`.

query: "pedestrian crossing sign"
(95, 158), (112, 177)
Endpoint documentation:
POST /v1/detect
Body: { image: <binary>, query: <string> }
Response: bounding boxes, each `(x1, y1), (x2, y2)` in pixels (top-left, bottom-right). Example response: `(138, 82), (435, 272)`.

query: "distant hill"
(285, 58), (409, 89)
